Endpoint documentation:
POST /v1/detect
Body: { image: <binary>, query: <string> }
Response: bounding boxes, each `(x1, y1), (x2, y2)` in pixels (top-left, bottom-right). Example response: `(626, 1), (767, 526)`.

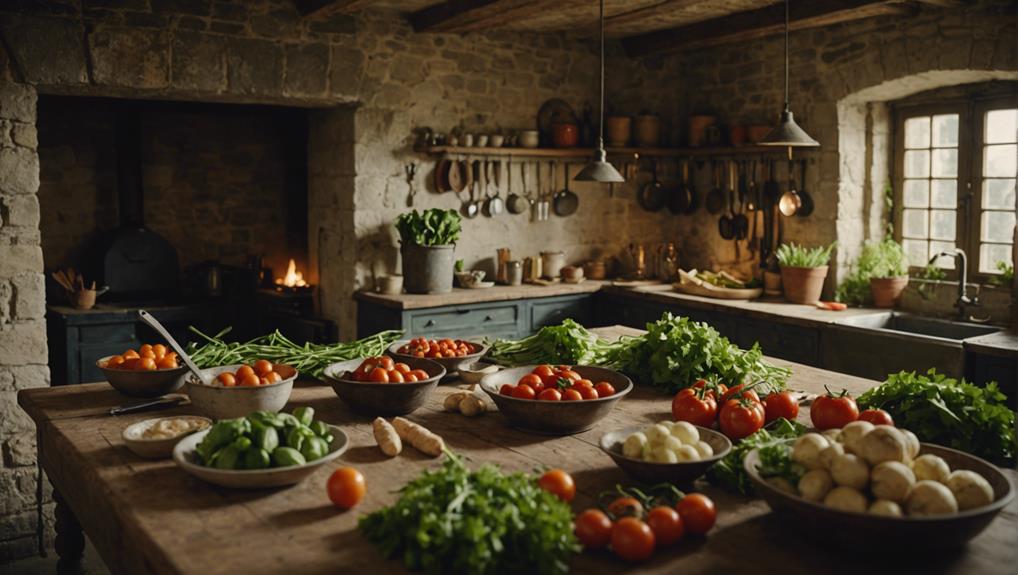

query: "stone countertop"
(354, 279), (608, 309)
(964, 330), (1018, 358)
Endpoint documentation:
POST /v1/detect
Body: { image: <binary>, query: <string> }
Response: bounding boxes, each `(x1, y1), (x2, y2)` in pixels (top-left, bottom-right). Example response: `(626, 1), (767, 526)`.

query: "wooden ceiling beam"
(605, 0), (705, 30)
(622, 0), (917, 58)
(410, 0), (587, 33)
(293, 0), (374, 19)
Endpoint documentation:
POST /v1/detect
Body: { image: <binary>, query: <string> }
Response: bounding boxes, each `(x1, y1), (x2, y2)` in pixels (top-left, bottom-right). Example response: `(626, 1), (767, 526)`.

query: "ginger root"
(392, 417), (444, 457)
(444, 392), (469, 412)
(372, 417), (402, 457)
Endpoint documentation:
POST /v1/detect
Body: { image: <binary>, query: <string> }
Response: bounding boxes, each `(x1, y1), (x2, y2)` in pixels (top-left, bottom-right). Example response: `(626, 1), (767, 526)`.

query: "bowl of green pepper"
(172, 407), (349, 488)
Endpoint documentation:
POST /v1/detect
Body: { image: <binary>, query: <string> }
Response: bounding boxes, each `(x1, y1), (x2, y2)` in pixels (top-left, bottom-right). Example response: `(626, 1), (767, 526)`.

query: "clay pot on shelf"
(688, 115), (717, 147)
(780, 265), (828, 304)
(870, 276), (909, 308)
(551, 123), (579, 148)
(606, 116), (632, 147)
(728, 125), (747, 147)
(635, 114), (661, 147)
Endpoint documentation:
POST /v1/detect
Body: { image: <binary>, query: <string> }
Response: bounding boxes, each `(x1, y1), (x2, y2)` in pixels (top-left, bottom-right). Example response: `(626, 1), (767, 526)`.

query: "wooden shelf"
(417, 145), (817, 159)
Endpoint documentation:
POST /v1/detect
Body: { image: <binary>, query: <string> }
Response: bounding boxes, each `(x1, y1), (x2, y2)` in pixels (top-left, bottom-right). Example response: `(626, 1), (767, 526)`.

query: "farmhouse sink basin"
(834, 312), (1001, 341)
(821, 312), (1003, 382)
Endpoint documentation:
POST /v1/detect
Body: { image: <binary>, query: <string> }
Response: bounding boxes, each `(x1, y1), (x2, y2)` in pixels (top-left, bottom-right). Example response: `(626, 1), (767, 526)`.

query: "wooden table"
(18, 326), (1018, 574)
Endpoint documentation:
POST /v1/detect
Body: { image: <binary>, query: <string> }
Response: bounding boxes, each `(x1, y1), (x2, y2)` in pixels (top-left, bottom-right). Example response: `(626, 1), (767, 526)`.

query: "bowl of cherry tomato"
(322, 355), (446, 416)
(97, 343), (189, 397)
(388, 337), (488, 373)
(479, 365), (633, 435)
(186, 360), (297, 420)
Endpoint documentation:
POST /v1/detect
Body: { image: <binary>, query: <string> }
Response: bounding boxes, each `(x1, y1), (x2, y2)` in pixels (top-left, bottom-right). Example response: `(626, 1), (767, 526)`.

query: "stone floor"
(4, 540), (109, 575)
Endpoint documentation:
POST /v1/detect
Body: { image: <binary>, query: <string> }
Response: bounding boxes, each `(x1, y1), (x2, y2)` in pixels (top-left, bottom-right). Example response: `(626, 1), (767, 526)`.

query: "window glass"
(979, 108), (1017, 274)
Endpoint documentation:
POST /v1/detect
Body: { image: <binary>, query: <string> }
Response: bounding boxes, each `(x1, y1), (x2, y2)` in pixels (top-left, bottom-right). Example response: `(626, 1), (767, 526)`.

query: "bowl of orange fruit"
(97, 344), (189, 397)
(186, 360), (297, 420)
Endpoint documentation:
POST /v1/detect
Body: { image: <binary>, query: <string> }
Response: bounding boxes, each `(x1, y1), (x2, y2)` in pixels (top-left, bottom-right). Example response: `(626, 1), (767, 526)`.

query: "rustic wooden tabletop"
(18, 326), (1018, 575)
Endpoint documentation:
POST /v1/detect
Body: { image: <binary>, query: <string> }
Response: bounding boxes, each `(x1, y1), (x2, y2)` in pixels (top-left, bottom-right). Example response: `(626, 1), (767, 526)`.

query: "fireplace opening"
(37, 95), (333, 384)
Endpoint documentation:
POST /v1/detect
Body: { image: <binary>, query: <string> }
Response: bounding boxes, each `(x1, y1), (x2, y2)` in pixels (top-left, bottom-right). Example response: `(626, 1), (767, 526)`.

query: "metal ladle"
(779, 158), (802, 216)
(137, 309), (209, 385)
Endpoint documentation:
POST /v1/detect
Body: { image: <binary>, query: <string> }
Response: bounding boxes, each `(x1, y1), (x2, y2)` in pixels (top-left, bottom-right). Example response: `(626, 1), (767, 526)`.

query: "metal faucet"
(929, 249), (980, 321)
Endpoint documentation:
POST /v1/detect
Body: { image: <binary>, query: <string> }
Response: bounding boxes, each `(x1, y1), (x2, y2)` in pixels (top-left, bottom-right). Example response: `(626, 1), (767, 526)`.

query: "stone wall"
(37, 96), (309, 278)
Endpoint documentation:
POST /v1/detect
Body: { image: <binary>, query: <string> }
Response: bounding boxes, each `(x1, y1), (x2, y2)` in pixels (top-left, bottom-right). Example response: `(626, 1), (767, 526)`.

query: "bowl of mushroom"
(600, 421), (732, 484)
(744, 422), (1014, 550)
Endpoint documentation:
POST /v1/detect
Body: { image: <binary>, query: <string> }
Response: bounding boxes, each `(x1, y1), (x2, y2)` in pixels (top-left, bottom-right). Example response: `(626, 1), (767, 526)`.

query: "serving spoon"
(138, 309), (210, 385)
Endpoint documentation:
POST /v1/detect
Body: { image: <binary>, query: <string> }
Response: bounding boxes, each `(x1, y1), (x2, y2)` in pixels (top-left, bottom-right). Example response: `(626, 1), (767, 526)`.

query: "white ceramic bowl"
(458, 361), (500, 385)
(173, 424), (349, 488)
(186, 364), (296, 420)
(122, 415), (212, 460)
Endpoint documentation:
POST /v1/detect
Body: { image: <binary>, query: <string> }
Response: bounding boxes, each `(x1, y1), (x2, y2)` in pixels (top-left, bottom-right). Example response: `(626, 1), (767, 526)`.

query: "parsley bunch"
(359, 453), (578, 575)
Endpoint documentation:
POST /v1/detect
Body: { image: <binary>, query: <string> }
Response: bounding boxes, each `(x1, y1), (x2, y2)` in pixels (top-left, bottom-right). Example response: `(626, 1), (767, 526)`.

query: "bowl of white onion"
(600, 421), (732, 484)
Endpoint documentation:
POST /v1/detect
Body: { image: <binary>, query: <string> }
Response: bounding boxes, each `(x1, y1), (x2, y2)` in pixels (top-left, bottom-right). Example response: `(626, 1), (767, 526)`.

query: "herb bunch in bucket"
(395, 209), (462, 294)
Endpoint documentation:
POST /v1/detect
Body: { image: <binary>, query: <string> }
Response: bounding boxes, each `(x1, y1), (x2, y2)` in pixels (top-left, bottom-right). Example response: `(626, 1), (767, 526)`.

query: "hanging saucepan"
(434, 158), (451, 193)
(779, 158), (802, 217)
(705, 160), (726, 215)
(797, 158), (814, 217)
(553, 163), (579, 217)
(448, 159), (465, 194)
(638, 160), (667, 212)
(506, 158), (527, 215)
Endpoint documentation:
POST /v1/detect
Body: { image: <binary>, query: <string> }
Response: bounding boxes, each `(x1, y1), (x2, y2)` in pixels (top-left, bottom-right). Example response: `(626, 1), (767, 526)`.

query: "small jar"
(506, 260), (523, 286)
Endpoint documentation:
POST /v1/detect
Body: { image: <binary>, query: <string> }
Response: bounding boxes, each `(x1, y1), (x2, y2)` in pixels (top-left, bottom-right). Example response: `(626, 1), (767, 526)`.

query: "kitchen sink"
(834, 312), (1001, 341)
(821, 312), (1003, 382)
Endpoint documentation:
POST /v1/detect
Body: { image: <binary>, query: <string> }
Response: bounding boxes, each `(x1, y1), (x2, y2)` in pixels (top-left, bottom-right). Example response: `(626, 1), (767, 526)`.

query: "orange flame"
(275, 258), (307, 288)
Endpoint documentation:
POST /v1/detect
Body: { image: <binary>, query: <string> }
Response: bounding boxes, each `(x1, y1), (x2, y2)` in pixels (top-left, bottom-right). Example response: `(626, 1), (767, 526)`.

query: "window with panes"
(895, 95), (1016, 278)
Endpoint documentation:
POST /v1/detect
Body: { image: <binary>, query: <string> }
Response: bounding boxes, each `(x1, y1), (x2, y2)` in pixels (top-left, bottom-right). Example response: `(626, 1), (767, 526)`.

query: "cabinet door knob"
(484, 315), (493, 322)
(457, 309), (470, 315)
(425, 320), (435, 327)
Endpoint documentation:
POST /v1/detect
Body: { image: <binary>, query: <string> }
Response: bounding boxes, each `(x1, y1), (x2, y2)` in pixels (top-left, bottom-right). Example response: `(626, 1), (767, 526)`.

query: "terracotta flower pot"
(606, 116), (632, 147)
(870, 276), (909, 308)
(780, 265), (828, 304)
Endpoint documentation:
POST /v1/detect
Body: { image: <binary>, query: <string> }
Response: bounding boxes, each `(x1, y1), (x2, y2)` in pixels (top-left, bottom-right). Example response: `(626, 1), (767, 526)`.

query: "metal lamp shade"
(760, 109), (819, 147)
(575, 148), (624, 183)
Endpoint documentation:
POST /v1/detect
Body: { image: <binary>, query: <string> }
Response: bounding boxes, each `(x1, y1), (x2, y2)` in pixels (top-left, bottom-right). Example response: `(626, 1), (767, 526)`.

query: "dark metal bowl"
(386, 339), (489, 374)
(600, 424), (732, 484)
(479, 365), (632, 435)
(322, 356), (445, 416)
(97, 356), (188, 398)
(745, 442), (1014, 551)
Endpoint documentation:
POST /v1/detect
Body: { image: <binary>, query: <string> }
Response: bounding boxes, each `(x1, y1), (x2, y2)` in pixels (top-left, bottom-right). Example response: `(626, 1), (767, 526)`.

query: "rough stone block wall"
(0, 80), (52, 562)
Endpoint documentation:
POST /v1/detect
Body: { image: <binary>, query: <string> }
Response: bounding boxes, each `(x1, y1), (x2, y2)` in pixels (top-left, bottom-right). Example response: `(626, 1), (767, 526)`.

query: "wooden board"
(19, 326), (1018, 575)
(673, 281), (763, 300)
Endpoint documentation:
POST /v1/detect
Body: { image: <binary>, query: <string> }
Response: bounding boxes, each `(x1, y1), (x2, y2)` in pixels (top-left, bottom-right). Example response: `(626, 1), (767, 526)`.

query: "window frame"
(893, 92), (1017, 283)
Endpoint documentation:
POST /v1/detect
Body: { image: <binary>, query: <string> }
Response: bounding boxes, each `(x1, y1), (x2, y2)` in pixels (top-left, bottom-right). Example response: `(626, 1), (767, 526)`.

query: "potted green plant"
(866, 239), (909, 307)
(395, 209), (462, 294)
(775, 242), (835, 304)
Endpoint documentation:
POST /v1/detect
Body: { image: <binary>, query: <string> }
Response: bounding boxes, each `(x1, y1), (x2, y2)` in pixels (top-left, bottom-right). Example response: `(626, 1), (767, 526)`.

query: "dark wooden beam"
(606, 0), (704, 30)
(293, 0), (374, 19)
(622, 0), (916, 58)
(410, 0), (586, 33)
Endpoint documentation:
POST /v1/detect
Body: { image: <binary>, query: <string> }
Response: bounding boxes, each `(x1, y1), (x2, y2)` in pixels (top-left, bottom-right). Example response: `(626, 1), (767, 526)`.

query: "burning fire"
(276, 258), (308, 288)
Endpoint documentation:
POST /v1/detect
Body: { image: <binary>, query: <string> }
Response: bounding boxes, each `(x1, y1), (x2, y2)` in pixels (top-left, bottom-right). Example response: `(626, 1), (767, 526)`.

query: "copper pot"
(551, 123), (579, 148)
(729, 125), (747, 147)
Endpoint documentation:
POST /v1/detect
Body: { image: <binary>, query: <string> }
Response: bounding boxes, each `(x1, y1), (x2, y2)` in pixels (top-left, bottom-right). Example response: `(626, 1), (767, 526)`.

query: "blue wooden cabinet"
(357, 293), (596, 340)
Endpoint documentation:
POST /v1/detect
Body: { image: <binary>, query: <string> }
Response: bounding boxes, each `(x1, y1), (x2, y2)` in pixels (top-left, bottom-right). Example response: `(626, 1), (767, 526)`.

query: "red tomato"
(393, 362), (411, 374)
(137, 357), (157, 371)
(671, 387), (718, 427)
(533, 365), (555, 379)
(858, 408), (894, 426)
(236, 365), (255, 380)
(367, 367), (389, 383)
(574, 379), (594, 388)
(156, 355), (178, 370)
(152, 344), (167, 359)
(376, 356), (395, 371)
(762, 390), (799, 423)
(388, 369), (405, 383)
(512, 384), (536, 400)
(610, 518), (655, 562)
(106, 355), (125, 368)
(404, 373), (418, 383)
(721, 383), (760, 404)
(217, 372), (236, 387)
(538, 469), (575, 502)
(676, 493), (716, 535)
(646, 506), (685, 546)
(499, 384), (516, 396)
(123, 349), (140, 360)
(409, 369), (429, 381)
(574, 509), (613, 549)
(239, 372), (260, 387)
(594, 382), (616, 397)
(252, 359), (273, 376)
(718, 398), (765, 440)
(558, 370), (582, 382)
(517, 373), (545, 393)
(811, 390), (859, 430)
(326, 467), (365, 509)
(572, 384), (599, 400)
(561, 388), (583, 401)
(537, 388), (562, 401)
(606, 497), (643, 519)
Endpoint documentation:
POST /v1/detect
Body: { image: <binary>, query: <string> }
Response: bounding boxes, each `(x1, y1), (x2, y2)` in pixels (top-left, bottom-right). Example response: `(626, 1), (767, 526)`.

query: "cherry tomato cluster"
(574, 490), (717, 562)
(397, 337), (479, 359)
(498, 365), (616, 401)
(103, 344), (179, 371)
(349, 356), (430, 384)
(214, 359), (283, 387)
(671, 380), (802, 440)
(811, 388), (893, 429)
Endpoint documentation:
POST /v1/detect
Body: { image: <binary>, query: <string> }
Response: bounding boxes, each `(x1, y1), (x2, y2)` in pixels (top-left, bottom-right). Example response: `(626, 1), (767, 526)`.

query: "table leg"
(52, 485), (85, 572)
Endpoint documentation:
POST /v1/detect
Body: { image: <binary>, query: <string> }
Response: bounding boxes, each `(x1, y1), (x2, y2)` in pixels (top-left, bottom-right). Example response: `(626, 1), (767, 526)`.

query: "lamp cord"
(783, 0), (790, 111)
(597, 0), (605, 149)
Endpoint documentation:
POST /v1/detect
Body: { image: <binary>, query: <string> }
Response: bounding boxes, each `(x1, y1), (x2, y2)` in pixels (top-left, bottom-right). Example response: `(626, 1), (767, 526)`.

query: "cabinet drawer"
(79, 323), (137, 344)
(409, 304), (518, 336)
(736, 320), (818, 366)
(531, 298), (592, 330)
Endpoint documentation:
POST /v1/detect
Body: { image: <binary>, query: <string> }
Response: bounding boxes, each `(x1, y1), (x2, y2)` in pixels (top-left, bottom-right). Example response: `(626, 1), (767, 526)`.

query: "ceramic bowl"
(376, 274), (403, 295)
(387, 339), (489, 373)
(480, 366), (632, 435)
(97, 356), (188, 398)
(600, 424), (732, 484)
(186, 364), (296, 420)
(322, 356), (445, 416)
(172, 424), (349, 489)
(519, 130), (539, 148)
(458, 361), (500, 385)
(122, 415), (212, 460)
(744, 443), (1014, 551)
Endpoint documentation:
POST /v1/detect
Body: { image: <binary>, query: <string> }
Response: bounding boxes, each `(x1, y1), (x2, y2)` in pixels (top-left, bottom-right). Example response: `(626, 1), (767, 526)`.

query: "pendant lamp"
(575, 0), (624, 183)
(760, 0), (819, 148)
